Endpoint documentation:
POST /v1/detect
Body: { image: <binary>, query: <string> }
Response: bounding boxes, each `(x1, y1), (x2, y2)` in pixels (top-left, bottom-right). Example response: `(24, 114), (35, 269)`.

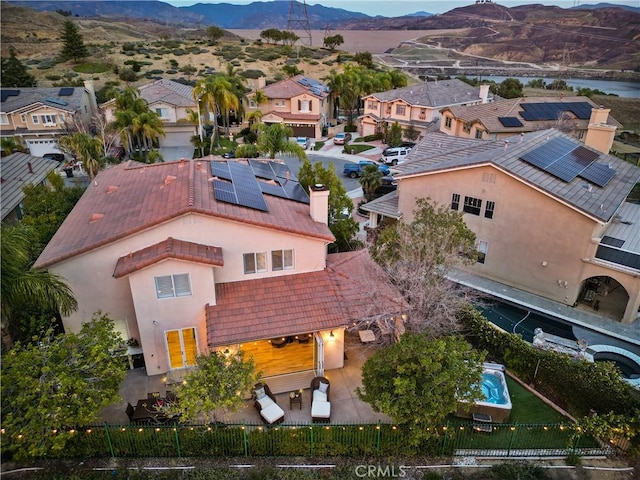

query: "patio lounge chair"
(310, 376), (331, 422)
(253, 383), (285, 425)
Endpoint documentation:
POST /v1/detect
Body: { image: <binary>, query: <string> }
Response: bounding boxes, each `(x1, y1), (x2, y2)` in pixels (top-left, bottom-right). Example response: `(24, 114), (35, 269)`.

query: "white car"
(296, 137), (311, 149)
(380, 146), (411, 165)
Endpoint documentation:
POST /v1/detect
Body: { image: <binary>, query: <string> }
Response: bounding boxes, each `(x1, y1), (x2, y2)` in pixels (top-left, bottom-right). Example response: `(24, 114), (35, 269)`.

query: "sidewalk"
(310, 138), (384, 163)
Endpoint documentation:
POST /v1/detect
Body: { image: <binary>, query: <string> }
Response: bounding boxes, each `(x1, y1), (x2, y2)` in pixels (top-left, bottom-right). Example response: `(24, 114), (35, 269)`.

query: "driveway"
(158, 146), (194, 161)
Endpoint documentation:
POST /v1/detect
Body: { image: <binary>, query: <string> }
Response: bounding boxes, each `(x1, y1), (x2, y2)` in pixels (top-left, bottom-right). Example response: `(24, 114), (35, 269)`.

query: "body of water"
(478, 76), (640, 98)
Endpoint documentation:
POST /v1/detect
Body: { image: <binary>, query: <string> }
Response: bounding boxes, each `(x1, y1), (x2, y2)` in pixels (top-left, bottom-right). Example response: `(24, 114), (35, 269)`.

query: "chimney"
(27, 162), (33, 173)
(83, 80), (99, 118)
(309, 184), (329, 225)
(479, 84), (490, 104)
(584, 106), (616, 155)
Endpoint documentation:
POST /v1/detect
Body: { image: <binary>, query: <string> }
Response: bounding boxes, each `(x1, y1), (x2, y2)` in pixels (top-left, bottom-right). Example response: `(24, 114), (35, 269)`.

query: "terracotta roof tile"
(206, 250), (404, 346)
(34, 159), (334, 269)
(113, 237), (223, 278)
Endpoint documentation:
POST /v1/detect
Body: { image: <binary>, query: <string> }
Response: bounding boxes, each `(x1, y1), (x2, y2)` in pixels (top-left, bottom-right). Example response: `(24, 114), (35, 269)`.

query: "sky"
(165, 0), (640, 17)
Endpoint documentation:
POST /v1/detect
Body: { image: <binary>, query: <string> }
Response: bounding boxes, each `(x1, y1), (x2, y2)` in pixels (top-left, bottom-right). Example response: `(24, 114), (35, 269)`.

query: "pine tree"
(0, 48), (37, 88)
(60, 20), (88, 62)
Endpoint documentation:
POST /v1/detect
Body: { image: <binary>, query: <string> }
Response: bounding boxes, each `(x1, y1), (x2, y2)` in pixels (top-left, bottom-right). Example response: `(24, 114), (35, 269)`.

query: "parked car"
(380, 146), (412, 165)
(42, 152), (65, 162)
(296, 137), (311, 149)
(222, 150), (236, 159)
(343, 160), (390, 178)
(374, 175), (398, 195)
(333, 132), (352, 145)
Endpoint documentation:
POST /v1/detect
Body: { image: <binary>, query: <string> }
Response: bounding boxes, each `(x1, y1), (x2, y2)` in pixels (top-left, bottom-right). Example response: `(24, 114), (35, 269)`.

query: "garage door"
(291, 125), (315, 138)
(26, 139), (61, 157)
(161, 130), (194, 148)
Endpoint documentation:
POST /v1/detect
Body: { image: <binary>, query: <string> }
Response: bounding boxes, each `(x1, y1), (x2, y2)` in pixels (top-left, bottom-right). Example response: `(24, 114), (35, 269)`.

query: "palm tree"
(359, 164), (383, 201)
(58, 132), (103, 180)
(132, 111), (165, 157)
(194, 75), (238, 150)
(256, 123), (307, 160)
(1, 226), (78, 345)
(110, 87), (149, 156)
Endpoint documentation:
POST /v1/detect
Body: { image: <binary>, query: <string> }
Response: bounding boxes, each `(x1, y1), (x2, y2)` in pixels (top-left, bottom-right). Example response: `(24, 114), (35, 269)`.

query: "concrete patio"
(99, 332), (392, 426)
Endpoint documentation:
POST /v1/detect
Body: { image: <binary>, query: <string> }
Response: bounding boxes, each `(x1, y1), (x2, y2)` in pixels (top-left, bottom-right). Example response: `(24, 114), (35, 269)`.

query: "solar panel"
(601, 236), (625, 248)
(211, 162), (231, 180)
(228, 161), (268, 211)
(213, 180), (238, 204)
(284, 182), (310, 203)
(520, 137), (600, 183)
(259, 181), (287, 198)
(580, 162), (616, 187)
(519, 102), (593, 121)
(498, 117), (524, 127)
(248, 160), (276, 180)
(58, 87), (74, 96)
(269, 161), (296, 181)
(1, 89), (20, 102)
(566, 102), (592, 119)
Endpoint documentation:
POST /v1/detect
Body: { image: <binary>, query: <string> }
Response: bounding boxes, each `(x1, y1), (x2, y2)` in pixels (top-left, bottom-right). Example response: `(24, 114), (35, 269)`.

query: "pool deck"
(448, 268), (640, 350)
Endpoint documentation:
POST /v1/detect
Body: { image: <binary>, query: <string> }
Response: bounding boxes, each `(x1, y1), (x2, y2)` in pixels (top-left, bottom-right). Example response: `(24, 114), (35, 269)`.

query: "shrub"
(118, 68), (137, 82)
(344, 124), (358, 133)
(241, 69), (266, 79)
(45, 75), (62, 81)
(73, 62), (111, 74)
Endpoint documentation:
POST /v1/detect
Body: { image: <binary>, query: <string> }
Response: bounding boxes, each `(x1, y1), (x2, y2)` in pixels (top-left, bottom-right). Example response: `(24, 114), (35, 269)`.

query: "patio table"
(131, 398), (168, 424)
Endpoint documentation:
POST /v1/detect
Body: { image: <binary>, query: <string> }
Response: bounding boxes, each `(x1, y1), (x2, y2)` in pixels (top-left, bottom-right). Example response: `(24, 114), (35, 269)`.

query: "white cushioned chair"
(253, 383), (284, 425)
(310, 376), (331, 422)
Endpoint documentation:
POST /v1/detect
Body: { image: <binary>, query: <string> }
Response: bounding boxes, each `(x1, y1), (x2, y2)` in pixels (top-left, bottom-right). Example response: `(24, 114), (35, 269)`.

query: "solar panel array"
(498, 117), (524, 128)
(520, 137), (615, 187)
(210, 160), (309, 211)
(520, 102), (592, 121)
(45, 97), (68, 107)
(1, 89), (20, 102)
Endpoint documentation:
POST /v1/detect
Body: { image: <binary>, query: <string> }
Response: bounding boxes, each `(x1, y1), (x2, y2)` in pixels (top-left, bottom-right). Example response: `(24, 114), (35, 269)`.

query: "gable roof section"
(261, 75), (326, 100)
(113, 237), (223, 278)
(206, 250), (403, 346)
(365, 79), (483, 108)
(34, 159), (333, 269)
(1, 152), (60, 221)
(442, 96), (622, 134)
(395, 129), (640, 224)
(0, 87), (86, 114)
(137, 79), (195, 107)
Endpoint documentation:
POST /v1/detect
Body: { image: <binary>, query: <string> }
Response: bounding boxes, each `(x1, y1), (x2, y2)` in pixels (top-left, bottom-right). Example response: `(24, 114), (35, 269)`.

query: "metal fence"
(3, 420), (615, 459)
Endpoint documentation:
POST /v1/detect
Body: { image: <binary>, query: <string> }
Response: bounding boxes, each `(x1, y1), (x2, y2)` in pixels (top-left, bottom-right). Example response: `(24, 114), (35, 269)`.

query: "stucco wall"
(398, 165), (599, 304)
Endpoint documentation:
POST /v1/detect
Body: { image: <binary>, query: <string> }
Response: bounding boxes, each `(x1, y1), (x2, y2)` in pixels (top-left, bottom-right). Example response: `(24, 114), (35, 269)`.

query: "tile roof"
(137, 79), (195, 107)
(206, 250), (404, 346)
(0, 87), (86, 113)
(364, 79), (485, 108)
(1, 152), (60, 221)
(394, 128), (640, 223)
(34, 159), (334, 269)
(262, 75), (327, 100)
(113, 237), (223, 278)
(264, 111), (320, 122)
(442, 96), (622, 133)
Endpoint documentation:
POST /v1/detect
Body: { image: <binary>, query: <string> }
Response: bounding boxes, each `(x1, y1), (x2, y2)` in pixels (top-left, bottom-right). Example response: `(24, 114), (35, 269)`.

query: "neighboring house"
(34, 158), (402, 385)
(247, 75), (331, 138)
(0, 82), (98, 157)
(359, 79), (492, 140)
(1, 152), (60, 224)
(440, 95), (621, 149)
(362, 127), (640, 325)
(101, 79), (196, 148)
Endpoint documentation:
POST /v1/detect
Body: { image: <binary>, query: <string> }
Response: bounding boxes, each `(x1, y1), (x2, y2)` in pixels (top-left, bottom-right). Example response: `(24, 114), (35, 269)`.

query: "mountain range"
(6, 0), (639, 29)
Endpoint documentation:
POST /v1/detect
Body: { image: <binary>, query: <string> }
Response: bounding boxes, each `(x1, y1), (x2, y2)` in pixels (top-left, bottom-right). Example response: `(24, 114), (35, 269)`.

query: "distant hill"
(569, 2), (640, 13)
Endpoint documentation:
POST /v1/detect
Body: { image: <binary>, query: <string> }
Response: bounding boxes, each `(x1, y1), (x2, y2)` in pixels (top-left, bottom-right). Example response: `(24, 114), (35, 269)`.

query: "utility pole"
(288, 0), (312, 46)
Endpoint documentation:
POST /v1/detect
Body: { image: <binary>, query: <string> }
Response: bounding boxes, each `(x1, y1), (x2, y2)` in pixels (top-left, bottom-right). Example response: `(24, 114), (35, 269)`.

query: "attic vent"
(107, 185), (119, 194)
(89, 213), (104, 224)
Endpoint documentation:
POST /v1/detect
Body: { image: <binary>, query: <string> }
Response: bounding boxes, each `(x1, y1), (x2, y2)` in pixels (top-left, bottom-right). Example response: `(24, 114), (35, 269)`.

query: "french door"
(313, 332), (324, 377)
(165, 327), (198, 369)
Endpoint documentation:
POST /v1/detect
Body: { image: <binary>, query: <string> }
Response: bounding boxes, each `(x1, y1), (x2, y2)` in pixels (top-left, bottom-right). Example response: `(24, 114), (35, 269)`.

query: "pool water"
(481, 372), (507, 405)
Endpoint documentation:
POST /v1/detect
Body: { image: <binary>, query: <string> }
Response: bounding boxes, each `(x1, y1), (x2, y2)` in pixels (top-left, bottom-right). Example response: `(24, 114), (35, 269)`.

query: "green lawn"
(506, 376), (567, 424)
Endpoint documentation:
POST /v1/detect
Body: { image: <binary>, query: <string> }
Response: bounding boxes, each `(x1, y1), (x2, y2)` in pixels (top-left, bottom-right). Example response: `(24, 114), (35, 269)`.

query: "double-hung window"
(477, 241), (488, 264)
(155, 273), (191, 298)
(485, 201), (495, 219)
(451, 193), (460, 211)
(243, 252), (267, 274)
(272, 249), (294, 271)
(463, 196), (482, 216)
(395, 104), (406, 115)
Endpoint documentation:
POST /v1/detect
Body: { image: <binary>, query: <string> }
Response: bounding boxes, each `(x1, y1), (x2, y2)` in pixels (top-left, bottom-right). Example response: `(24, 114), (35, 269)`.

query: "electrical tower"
(287, 0), (312, 46)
